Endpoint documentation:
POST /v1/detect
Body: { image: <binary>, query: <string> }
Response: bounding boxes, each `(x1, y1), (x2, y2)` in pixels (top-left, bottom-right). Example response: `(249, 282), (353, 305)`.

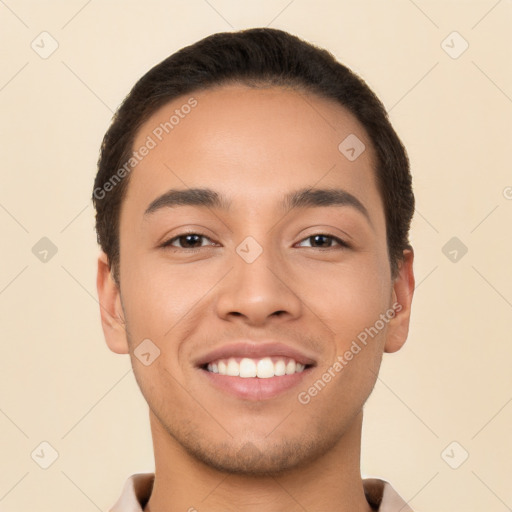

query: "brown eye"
(162, 233), (215, 250)
(297, 234), (349, 249)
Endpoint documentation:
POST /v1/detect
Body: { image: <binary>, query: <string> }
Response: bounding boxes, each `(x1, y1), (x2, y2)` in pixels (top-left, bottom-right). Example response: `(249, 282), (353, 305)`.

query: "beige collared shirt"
(109, 473), (413, 511)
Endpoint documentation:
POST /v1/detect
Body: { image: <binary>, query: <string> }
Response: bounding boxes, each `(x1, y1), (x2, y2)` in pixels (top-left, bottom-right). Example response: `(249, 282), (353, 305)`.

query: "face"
(98, 84), (414, 475)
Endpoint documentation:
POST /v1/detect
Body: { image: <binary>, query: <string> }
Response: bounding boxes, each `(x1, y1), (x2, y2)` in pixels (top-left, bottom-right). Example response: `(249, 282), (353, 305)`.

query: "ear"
(384, 248), (415, 353)
(96, 251), (129, 354)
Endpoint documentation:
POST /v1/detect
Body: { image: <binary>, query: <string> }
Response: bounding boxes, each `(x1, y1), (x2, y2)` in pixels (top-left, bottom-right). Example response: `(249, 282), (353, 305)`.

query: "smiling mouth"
(202, 357), (313, 378)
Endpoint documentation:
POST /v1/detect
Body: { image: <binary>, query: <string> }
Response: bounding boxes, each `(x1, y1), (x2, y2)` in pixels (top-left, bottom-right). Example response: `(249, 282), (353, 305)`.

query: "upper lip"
(194, 341), (317, 368)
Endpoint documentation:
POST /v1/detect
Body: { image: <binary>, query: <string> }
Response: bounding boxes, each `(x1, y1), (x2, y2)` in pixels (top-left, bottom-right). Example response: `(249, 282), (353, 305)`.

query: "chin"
(177, 429), (336, 476)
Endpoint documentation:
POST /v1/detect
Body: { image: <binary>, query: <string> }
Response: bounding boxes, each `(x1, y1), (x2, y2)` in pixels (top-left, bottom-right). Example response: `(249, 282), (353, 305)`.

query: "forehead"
(124, 84), (383, 222)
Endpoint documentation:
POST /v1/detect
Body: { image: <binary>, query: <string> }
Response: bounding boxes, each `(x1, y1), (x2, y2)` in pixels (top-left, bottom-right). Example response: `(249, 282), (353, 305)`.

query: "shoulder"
(363, 477), (414, 511)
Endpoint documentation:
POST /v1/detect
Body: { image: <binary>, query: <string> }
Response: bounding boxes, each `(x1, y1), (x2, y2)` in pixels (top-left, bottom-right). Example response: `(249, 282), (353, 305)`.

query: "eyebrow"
(144, 187), (371, 224)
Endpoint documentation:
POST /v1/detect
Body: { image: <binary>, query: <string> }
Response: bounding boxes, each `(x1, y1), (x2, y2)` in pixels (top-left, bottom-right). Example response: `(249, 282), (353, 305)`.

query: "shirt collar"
(109, 473), (413, 512)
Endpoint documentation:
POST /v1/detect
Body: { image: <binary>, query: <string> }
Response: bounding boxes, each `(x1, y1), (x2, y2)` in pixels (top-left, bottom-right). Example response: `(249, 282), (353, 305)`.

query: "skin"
(97, 84), (415, 512)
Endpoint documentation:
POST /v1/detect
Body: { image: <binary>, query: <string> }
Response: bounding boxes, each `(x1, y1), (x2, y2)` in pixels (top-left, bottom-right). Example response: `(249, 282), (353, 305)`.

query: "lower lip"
(199, 368), (313, 401)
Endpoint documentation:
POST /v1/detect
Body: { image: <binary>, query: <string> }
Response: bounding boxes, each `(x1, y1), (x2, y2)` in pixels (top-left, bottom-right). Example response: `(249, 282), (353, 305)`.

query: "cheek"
(304, 256), (391, 343)
(120, 253), (219, 342)
(300, 264), (390, 416)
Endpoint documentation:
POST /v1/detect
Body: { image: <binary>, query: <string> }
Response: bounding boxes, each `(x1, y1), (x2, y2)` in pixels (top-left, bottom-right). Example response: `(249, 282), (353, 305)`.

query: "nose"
(214, 244), (303, 327)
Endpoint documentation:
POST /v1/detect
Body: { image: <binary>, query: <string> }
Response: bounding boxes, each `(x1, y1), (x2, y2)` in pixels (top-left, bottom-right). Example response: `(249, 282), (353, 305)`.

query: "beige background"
(1, 1), (511, 511)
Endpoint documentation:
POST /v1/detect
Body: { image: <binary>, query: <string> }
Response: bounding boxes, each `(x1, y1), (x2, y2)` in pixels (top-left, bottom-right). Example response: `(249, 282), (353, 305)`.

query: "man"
(93, 27), (415, 512)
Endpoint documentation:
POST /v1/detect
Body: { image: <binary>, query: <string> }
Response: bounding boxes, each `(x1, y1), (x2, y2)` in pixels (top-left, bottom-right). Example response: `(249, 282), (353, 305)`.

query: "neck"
(144, 410), (372, 512)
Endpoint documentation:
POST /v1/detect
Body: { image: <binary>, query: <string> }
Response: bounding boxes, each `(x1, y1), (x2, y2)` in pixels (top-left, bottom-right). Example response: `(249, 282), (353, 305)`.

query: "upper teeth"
(206, 357), (306, 378)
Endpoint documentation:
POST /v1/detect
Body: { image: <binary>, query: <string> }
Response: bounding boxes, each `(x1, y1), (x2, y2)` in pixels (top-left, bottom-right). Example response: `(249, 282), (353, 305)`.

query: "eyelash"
(160, 232), (350, 252)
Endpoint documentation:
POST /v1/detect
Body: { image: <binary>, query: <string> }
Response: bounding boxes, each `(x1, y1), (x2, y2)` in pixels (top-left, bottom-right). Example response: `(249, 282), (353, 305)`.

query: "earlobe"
(384, 248), (415, 353)
(96, 252), (129, 354)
